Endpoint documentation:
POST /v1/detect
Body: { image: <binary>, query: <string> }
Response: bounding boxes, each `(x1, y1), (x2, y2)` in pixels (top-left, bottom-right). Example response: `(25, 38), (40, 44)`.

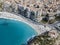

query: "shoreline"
(0, 12), (52, 35)
(0, 12), (41, 35)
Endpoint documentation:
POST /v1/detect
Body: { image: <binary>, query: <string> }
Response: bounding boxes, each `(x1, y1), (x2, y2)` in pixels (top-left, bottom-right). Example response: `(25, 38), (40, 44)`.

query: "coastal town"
(0, 0), (60, 45)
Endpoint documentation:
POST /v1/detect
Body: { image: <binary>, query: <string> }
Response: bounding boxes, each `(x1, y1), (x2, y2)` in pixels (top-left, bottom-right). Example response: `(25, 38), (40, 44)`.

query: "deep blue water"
(0, 18), (37, 45)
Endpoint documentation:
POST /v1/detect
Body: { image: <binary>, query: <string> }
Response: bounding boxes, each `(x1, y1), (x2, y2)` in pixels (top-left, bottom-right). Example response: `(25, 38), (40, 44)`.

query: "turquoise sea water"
(0, 18), (37, 45)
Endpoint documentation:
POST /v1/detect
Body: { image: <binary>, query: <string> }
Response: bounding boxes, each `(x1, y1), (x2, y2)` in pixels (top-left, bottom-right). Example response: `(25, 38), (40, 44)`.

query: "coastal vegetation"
(41, 14), (49, 24)
(48, 19), (56, 24)
(55, 15), (60, 21)
(27, 31), (60, 45)
(41, 19), (48, 24)
(27, 32), (56, 45)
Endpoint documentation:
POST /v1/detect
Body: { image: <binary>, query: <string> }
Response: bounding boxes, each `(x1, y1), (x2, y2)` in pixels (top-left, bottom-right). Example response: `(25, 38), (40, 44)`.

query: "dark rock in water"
(1, 22), (8, 26)
(0, 18), (8, 26)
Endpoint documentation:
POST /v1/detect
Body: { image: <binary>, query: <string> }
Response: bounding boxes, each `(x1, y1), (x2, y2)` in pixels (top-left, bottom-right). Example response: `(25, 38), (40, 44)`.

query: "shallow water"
(0, 18), (37, 45)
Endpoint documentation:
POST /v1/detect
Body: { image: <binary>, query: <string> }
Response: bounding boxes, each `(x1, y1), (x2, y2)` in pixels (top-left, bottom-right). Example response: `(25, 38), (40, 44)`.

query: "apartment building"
(2, 0), (60, 22)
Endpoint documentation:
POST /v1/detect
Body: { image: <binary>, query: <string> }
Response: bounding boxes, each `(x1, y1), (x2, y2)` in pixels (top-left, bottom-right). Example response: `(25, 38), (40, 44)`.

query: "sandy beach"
(0, 12), (51, 35)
